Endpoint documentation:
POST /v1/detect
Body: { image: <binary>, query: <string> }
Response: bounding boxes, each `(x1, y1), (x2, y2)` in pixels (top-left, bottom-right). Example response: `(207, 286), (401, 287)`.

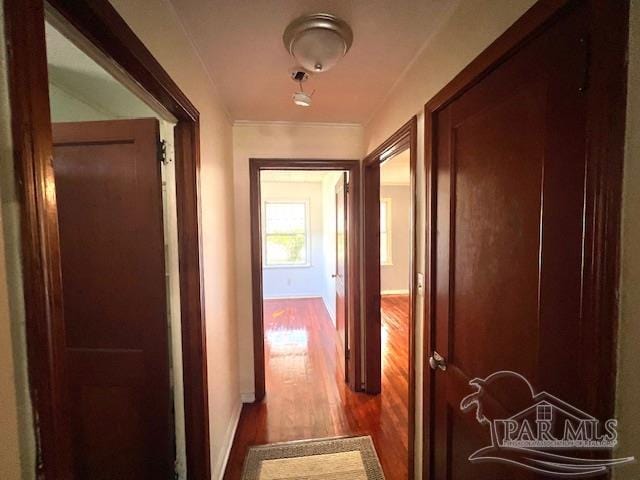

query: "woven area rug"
(241, 436), (385, 480)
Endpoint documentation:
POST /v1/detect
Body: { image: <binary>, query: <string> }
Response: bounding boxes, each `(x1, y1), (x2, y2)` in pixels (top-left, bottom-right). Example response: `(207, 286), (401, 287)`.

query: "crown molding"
(233, 120), (363, 129)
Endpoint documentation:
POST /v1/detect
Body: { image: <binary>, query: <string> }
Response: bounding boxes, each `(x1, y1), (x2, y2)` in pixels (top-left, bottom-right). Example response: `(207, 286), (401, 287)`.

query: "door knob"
(429, 351), (447, 371)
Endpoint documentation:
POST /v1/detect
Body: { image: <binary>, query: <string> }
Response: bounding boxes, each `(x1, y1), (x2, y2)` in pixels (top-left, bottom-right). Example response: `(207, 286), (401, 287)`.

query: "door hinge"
(345, 182), (350, 194)
(158, 139), (169, 164)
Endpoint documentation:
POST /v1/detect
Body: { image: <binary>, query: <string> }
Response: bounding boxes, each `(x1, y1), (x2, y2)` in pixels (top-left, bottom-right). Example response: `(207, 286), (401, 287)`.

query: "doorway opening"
(231, 158), (417, 478)
(248, 159), (361, 401)
(260, 168), (352, 402)
(5, 0), (210, 477)
(44, 13), (185, 479)
(363, 117), (417, 479)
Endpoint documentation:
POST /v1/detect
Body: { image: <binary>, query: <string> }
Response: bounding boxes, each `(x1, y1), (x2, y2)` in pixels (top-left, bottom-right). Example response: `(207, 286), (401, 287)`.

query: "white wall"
(49, 82), (111, 121)
(48, 80), (158, 123)
(363, 1), (537, 477)
(321, 171), (344, 324)
(233, 121), (364, 399)
(380, 185), (411, 294)
(261, 181), (325, 299)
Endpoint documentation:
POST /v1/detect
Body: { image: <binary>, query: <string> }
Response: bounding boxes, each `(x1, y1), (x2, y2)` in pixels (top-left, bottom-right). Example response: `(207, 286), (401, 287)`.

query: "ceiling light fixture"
(283, 13), (353, 73)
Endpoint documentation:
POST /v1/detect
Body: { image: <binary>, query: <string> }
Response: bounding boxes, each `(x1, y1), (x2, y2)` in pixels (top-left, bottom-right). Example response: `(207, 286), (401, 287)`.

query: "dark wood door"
(430, 5), (593, 479)
(53, 119), (172, 479)
(335, 173), (348, 379)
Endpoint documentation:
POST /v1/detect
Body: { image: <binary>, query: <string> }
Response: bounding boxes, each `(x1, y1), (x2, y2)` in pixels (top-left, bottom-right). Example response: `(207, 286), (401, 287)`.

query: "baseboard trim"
(263, 294), (322, 300)
(381, 289), (409, 296)
(240, 392), (256, 403)
(213, 400), (243, 480)
(322, 295), (336, 324)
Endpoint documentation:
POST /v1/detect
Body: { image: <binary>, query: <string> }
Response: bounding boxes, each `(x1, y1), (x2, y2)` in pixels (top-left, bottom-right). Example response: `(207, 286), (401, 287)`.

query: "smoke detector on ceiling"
(290, 69), (313, 107)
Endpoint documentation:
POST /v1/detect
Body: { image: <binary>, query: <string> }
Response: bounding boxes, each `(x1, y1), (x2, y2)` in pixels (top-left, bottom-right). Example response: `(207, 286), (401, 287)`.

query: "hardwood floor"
(223, 296), (410, 479)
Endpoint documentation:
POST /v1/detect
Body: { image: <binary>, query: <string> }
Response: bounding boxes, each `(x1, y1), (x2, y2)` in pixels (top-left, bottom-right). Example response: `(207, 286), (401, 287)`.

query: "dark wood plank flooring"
(223, 296), (409, 479)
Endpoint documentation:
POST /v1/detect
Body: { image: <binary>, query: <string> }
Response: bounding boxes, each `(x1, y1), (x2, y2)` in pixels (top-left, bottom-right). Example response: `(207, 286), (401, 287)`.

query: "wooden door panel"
(431, 5), (589, 480)
(450, 80), (545, 383)
(53, 118), (172, 480)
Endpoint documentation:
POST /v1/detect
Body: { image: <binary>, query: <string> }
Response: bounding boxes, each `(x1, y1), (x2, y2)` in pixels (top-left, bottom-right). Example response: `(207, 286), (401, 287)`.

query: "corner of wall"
(211, 397), (243, 480)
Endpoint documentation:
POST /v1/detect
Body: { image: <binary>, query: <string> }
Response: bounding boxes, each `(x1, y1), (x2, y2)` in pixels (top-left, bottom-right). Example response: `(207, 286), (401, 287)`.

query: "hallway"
(224, 297), (410, 479)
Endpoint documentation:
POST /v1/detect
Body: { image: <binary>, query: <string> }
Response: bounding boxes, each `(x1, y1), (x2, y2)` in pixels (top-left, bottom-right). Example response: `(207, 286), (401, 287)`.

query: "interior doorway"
(259, 169), (350, 387)
(45, 15), (184, 478)
(363, 117), (418, 479)
(6, 1), (211, 477)
(228, 158), (413, 478)
(249, 159), (361, 400)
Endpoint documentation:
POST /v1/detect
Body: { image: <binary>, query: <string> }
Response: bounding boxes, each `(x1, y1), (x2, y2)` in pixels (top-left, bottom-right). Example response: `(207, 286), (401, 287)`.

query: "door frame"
(422, 0), (629, 478)
(249, 158), (361, 400)
(335, 172), (349, 361)
(4, 0), (211, 478)
(362, 116), (418, 476)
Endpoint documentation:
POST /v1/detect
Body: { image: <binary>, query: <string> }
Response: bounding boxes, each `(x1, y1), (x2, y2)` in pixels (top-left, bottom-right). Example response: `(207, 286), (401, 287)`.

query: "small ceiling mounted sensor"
(291, 69), (313, 107)
(283, 13), (353, 73)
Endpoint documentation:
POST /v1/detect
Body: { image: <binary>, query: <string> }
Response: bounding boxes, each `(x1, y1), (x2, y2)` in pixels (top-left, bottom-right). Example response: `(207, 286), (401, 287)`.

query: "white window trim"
(262, 199), (312, 268)
(380, 197), (393, 266)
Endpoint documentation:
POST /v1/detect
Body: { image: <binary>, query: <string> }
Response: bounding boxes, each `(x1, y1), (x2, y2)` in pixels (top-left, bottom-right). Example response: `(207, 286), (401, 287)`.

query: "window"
(263, 201), (309, 267)
(380, 198), (392, 265)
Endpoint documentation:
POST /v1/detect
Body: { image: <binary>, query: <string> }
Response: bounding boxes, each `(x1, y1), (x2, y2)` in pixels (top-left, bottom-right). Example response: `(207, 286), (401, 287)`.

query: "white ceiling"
(168, 0), (454, 123)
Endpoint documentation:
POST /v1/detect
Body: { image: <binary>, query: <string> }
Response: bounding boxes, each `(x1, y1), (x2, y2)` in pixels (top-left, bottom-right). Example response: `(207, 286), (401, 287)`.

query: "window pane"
(380, 201), (388, 234)
(265, 234), (307, 265)
(380, 232), (388, 264)
(265, 203), (306, 234)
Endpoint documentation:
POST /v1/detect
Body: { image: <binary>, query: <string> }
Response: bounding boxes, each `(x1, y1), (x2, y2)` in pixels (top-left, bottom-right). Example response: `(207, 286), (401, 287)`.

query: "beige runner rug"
(241, 436), (385, 480)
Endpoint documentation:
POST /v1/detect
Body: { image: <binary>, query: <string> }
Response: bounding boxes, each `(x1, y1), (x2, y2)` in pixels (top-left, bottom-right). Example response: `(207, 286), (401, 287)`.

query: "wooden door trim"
(335, 172), (349, 382)
(249, 158), (361, 400)
(4, 0), (210, 478)
(362, 116), (418, 477)
(422, 0), (629, 477)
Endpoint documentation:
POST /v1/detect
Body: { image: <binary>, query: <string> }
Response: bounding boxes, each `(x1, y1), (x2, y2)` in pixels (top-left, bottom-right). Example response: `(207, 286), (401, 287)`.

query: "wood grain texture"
(4, 0), (74, 476)
(224, 297), (410, 480)
(53, 119), (172, 479)
(422, 1), (629, 478)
